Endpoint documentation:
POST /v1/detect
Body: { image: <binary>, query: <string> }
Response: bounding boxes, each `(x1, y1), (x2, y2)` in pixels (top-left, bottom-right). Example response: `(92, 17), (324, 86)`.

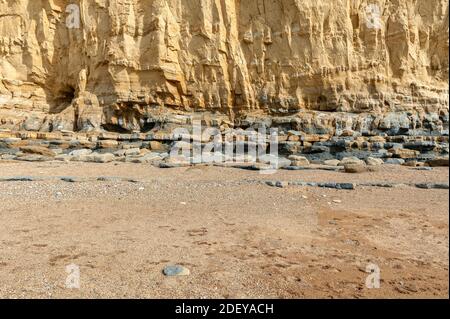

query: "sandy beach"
(0, 161), (448, 298)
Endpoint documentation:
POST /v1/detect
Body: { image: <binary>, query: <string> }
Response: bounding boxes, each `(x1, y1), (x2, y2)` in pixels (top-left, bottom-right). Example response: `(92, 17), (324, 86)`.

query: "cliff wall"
(0, 0), (448, 134)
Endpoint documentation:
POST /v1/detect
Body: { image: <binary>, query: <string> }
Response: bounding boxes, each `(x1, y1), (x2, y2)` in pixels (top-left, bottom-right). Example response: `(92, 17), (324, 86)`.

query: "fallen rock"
(86, 153), (116, 163)
(344, 163), (367, 173)
(360, 182), (398, 188)
(416, 183), (449, 190)
(16, 154), (49, 162)
(55, 154), (73, 162)
(266, 181), (289, 188)
(318, 182), (355, 190)
(0, 154), (16, 160)
(20, 146), (55, 157)
(127, 152), (162, 163)
(366, 157), (384, 166)
(159, 162), (190, 168)
(149, 141), (167, 151)
(124, 148), (141, 156)
(97, 140), (119, 149)
(402, 160), (420, 167)
(60, 177), (88, 183)
(385, 158), (406, 165)
(323, 159), (341, 166)
(258, 155), (291, 169)
(69, 149), (93, 156)
(414, 167), (433, 171)
(165, 155), (191, 164)
(288, 155), (310, 166)
(1, 176), (41, 182)
(163, 265), (190, 277)
(51, 148), (64, 155)
(426, 157), (449, 167)
(340, 157), (364, 166)
(389, 148), (420, 159)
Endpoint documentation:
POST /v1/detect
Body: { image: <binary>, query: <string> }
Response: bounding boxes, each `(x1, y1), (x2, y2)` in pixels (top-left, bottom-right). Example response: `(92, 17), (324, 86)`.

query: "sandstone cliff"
(0, 0), (448, 134)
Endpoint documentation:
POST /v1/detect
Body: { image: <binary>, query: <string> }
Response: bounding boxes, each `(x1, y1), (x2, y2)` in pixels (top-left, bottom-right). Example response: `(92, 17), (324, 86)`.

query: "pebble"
(343, 239), (360, 246)
(414, 167), (433, 171)
(1, 176), (41, 182)
(415, 183), (449, 190)
(97, 177), (123, 182)
(60, 177), (87, 183)
(163, 265), (190, 277)
(266, 181), (288, 188)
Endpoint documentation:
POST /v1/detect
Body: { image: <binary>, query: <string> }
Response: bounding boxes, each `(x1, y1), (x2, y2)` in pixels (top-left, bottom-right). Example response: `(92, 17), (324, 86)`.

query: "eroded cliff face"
(0, 0), (448, 133)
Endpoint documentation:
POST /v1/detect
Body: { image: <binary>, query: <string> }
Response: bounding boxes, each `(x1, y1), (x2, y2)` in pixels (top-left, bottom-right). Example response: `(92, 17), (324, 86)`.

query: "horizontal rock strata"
(0, 0), (448, 169)
(1, 124), (448, 166)
(0, 0), (448, 134)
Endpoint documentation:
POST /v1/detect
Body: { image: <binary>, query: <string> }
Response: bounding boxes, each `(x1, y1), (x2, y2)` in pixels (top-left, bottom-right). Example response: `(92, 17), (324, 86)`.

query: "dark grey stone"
(403, 141), (436, 152)
(416, 183), (449, 190)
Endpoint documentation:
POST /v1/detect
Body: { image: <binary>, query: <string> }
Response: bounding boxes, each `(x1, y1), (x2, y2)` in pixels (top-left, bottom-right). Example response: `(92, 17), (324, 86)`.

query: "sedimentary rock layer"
(0, 0), (448, 133)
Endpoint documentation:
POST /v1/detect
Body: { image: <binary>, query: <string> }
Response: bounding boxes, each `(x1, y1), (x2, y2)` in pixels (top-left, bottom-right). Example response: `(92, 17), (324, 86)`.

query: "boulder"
(340, 156), (364, 166)
(20, 145), (55, 157)
(344, 163), (367, 173)
(288, 155), (310, 166)
(366, 157), (384, 166)
(426, 157), (449, 167)
(389, 148), (419, 159)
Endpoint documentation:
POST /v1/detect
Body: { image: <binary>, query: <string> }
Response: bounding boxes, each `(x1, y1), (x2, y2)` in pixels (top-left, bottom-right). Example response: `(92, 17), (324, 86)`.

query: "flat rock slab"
(16, 155), (50, 162)
(416, 183), (449, 190)
(317, 182), (355, 190)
